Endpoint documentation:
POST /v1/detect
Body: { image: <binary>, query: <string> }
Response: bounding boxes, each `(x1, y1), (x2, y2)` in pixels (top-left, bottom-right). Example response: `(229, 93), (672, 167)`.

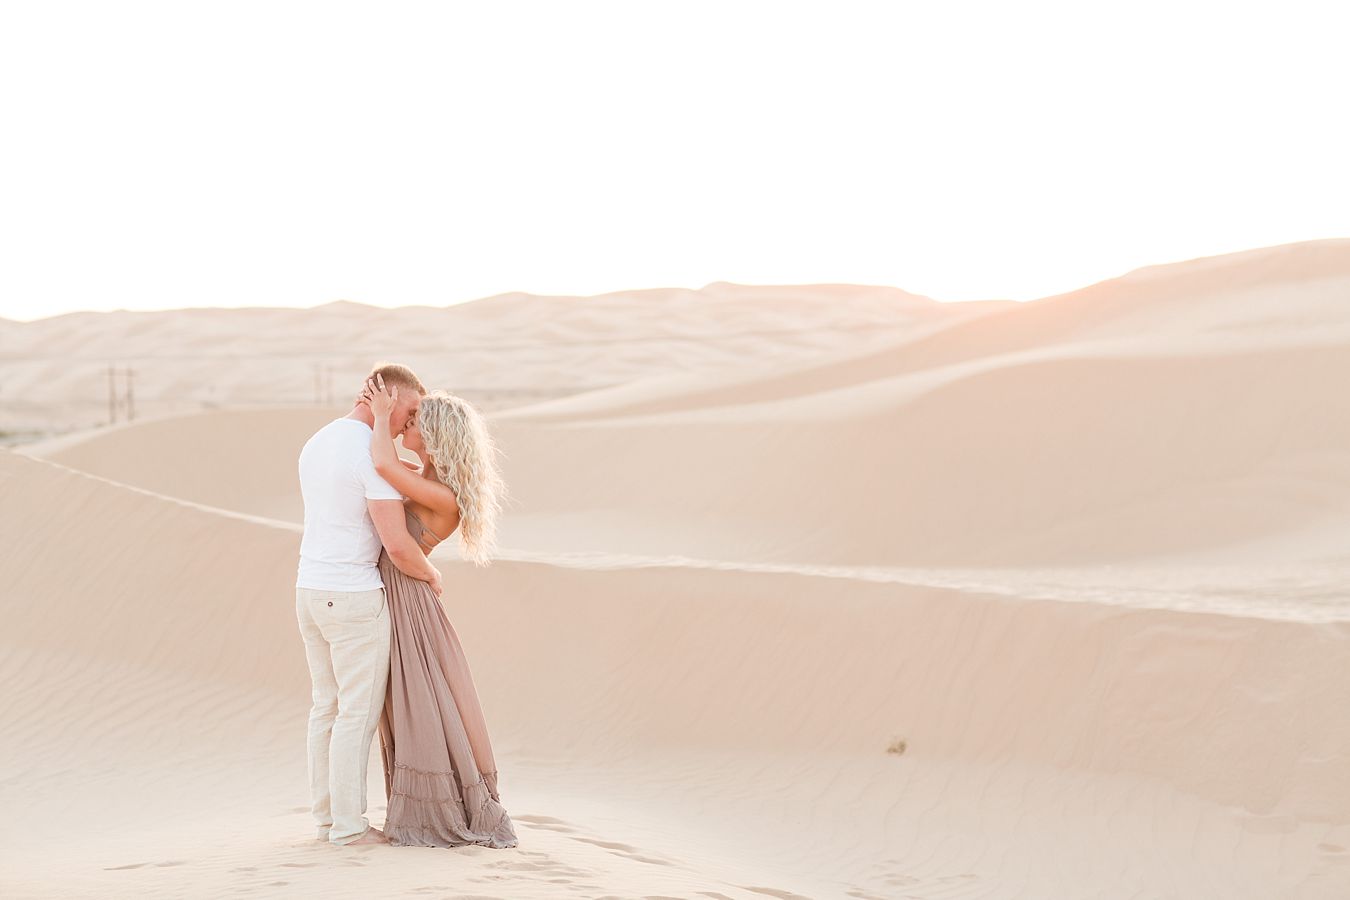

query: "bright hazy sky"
(2, 1), (1347, 321)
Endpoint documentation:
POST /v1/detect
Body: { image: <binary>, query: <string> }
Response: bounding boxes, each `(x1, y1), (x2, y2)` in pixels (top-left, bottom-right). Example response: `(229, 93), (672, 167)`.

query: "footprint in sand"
(736, 886), (815, 900)
(513, 814), (576, 833)
(566, 835), (675, 867)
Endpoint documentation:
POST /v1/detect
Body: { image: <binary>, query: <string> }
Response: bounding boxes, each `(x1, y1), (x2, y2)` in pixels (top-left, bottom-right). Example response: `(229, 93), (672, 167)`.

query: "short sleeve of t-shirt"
(356, 450), (404, 501)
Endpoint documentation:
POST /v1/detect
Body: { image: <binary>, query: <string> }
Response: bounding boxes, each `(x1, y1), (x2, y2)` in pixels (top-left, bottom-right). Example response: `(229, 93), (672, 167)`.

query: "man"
(294, 362), (443, 846)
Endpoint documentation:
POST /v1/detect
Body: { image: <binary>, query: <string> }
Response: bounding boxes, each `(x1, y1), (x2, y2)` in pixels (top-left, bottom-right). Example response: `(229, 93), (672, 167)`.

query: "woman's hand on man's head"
(361, 373), (399, 420)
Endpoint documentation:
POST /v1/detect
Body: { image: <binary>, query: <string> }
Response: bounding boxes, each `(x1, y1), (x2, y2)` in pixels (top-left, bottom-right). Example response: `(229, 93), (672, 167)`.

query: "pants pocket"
(367, 587), (387, 623)
(308, 588), (385, 629)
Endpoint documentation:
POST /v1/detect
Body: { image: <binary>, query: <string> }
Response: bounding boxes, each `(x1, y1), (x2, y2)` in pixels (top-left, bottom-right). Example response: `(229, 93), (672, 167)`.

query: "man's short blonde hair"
(368, 362), (426, 395)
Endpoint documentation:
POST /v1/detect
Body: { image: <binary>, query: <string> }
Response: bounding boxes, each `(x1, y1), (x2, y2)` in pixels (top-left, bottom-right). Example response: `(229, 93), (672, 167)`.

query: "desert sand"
(3, 241), (1350, 898)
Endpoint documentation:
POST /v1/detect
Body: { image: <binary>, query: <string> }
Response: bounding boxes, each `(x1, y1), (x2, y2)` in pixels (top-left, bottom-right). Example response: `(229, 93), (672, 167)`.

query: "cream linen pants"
(295, 585), (391, 845)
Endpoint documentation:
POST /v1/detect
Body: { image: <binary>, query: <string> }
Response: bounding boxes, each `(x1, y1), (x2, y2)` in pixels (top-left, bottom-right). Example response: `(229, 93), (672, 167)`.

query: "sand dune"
(484, 241), (1350, 569)
(6, 241), (1350, 898)
(34, 345), (1350, 575)
(3, 451), (1347, 898)
(19, 407), (341, 522)
(30, 243), (1350, 572)
(0, 281), (997, 436)
(496, 238), (1350, 423)
(491, 340), (1350, 570)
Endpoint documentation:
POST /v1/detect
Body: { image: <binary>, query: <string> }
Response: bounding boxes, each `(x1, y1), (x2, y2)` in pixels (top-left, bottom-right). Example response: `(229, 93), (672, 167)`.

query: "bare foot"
(346, 827), (389, 846)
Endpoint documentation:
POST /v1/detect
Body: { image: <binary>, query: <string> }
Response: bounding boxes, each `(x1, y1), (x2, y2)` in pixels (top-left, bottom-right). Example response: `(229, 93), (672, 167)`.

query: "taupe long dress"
(375, 505), (518, 849)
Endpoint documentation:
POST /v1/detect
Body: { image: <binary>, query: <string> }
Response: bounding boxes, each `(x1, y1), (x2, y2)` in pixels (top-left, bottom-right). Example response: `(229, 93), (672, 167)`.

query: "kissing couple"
(293, 362), (518, 849)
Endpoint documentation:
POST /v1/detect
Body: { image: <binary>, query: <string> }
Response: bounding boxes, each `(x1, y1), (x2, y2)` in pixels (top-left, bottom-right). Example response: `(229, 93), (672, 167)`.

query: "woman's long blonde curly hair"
(416, 391), (506, 566)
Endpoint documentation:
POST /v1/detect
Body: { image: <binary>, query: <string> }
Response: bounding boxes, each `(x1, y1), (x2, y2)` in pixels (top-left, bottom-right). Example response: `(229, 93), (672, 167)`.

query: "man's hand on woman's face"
(360, 374), (399, 420)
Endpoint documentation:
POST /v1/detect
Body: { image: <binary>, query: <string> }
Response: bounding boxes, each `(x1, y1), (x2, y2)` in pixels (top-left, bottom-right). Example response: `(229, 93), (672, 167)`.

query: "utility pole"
(124, 368), (136, 421)
(107, 363), (118, 425)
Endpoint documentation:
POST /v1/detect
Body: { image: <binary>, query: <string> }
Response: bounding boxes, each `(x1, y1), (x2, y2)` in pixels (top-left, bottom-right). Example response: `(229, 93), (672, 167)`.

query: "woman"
(359, 373), (518, 849)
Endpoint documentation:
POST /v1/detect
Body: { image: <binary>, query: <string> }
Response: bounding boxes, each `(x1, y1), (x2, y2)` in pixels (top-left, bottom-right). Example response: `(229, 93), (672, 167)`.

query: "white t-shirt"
(296, 417), (404, 591)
